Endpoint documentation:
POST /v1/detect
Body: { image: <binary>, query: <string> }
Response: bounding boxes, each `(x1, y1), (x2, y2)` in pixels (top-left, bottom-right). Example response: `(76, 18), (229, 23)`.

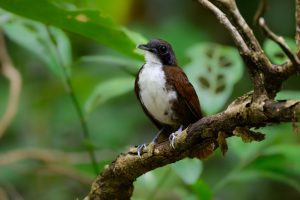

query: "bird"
(135, 39), (202, 156)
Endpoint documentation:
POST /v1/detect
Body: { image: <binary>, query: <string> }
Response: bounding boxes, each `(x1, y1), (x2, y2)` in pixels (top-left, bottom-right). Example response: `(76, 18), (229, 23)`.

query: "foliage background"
(0, 0), (300, 199)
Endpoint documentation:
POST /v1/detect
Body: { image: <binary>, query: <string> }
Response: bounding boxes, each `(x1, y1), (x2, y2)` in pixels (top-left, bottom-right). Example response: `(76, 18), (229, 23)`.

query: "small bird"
(135, 39), (202, 155)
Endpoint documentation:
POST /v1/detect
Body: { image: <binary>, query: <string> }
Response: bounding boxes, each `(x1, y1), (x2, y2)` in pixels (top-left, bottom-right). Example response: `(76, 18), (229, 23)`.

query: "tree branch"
(259, 17), (300, 67)
(86, 1), (300, 199)
(198, 0), (250, 55)
(0, 31), (22, 138)
(254, 0), (300, 74)
(86, 96), (300, 200)
(199, 0), (273, 99)
(0, 148), (115, 185)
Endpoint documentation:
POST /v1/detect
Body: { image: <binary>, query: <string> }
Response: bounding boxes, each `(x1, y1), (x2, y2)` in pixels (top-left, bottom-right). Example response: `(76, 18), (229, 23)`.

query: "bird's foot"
(136, 142), (155, 157)
(169, 125), (183, 149)
(136, 143), (146, 157)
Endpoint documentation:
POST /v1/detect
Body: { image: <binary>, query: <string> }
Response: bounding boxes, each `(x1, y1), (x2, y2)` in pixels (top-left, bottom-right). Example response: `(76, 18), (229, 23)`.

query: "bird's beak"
(138, 44), (156, 53)
(138, 44), (151, 51)
(138, 44), (157, 53)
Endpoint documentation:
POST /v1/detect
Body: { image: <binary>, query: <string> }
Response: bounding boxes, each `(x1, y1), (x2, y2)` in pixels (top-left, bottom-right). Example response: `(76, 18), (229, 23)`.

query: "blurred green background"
(0, 0), (300, 199)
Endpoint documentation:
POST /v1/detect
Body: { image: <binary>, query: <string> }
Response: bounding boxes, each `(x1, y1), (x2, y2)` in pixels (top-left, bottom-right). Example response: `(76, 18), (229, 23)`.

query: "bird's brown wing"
(134, 65), (164, 130)
(164, 66), (202, 124)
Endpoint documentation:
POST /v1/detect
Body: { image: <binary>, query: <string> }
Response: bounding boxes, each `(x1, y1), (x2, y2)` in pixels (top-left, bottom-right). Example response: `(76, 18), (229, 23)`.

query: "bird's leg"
(136, 128), (165, 157)
(151, 127), (165, 143)
(169, 125), (183, 149)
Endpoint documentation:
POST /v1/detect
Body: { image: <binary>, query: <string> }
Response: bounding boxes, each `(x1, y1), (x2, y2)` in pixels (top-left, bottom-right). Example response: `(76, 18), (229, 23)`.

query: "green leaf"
(79, 55), (142, 75)
(262, 145), (300, 172)
(3, 16), (71, 78)
(184, 43), (244, 114)
(263, 38), (296, 65)
(84, 77), (134, 113)
(229, 124), (293, 160)
(0, 0), (141, 59)
(122, 27), (149, 56)
(171, 158), (203, 185)
(191, 179), (213, 200)
(122, 27), (148, 46)
(242, 152), (300, 192)
(49, 26), (72, 71)
(276, 90), (300, 100)
(72, 160), (111, 177)
(226, 144), (300, 192)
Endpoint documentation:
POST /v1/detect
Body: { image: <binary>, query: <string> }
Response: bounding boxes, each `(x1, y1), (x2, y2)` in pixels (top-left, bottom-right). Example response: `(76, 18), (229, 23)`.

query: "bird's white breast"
(138, 60), (177, 125)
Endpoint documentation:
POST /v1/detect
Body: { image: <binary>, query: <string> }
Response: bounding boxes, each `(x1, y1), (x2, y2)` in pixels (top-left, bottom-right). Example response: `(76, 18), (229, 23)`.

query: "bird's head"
(138, 39), (177, 66)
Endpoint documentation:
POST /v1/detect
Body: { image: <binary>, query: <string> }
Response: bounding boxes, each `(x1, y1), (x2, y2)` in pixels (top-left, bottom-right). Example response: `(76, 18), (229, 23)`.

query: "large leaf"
(229, 122), (299, 161)
(228, 124), (285, 161)
(263, 38), (296, 65)
(171, 158), (203, 185)
(238, 144), (300, 192)
(133, 165), (201, 200)
(3, 16), (72, 78)
(276, 90), (300, 100)
(215, 123), (300, 193)
(72, 160), (111, 178)
(0, 0), (141, 58)
(191, 179), (213, 200)
(84, 77), (134, 113)
(184, 43), (244, 114)
(79, 55), (143, 75)
(216, 142), (300, 193)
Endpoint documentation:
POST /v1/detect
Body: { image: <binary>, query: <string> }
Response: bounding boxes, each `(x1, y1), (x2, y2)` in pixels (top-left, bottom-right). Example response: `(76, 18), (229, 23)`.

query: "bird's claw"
(169, 133), (177, 149)
(137, 143), (146, 157)
(169, 125), (183, 149)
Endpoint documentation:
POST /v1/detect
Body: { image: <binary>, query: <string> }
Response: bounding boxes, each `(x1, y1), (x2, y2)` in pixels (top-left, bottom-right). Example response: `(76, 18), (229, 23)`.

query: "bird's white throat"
(138, 52), (177, 125)
(144, 51), (161, 64)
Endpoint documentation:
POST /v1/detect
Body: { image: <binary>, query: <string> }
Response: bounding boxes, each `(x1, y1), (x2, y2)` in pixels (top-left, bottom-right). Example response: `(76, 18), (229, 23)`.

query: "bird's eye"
(158, 45), (167, 53)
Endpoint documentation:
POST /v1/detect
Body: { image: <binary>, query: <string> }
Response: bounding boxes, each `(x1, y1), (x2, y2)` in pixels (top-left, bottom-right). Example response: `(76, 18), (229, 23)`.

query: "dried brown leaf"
(196, 143), (215, 160)
(233, 127), (265, 143)
(217, 131), (228, 156)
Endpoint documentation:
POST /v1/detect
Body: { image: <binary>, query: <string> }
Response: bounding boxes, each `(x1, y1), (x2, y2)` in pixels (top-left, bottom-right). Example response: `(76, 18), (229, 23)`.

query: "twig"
(255, 0), (300, 68)
(252, 0), (300, 93)
(0, 187), (9, 200)
(3, 185), (24, 200)
(200, 0), (271, 99)
(254, 0), (299, 74)
(45, 27), (99, 174)
(253, 0), (267, 25)
(0, 148), (95, 185)
(41, 165), (93, 185)
(258, 18), (300, 66)
(0, 148), (114, 165)
(0, 148), (111, 185)
(0, 31), (22, 138)
(212, 0), (273, 70)
(198, 0), (250, 54)
(213, 0), (262, 52)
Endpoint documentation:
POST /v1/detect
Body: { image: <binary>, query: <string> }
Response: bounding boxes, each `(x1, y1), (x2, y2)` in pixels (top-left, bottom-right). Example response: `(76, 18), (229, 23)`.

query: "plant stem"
(46, 26), (99, 174)
(64, 72), (100, 174)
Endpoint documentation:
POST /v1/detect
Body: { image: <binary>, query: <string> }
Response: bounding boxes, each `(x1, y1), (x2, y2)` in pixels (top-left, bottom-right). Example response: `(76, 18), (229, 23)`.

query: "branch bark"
(86, 96), (300, 200)
(86, 1), (300, 199)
